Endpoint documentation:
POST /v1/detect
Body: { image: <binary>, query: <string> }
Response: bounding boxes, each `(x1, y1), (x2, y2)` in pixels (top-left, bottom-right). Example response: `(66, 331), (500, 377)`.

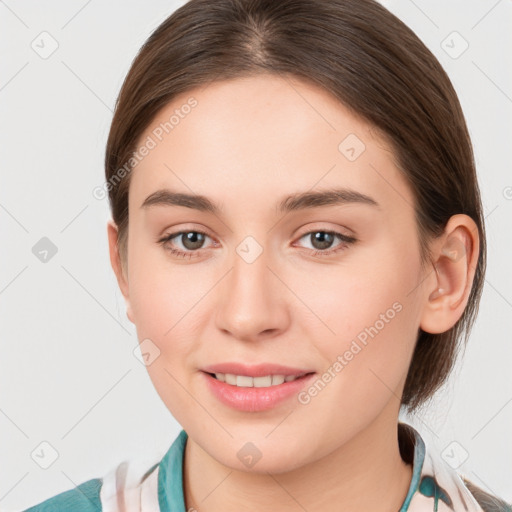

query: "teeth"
(236, 375), (253, 387)
(225, 373), (237, 385)
(272, 375), (285, 385)
(213, 373), (302, 387)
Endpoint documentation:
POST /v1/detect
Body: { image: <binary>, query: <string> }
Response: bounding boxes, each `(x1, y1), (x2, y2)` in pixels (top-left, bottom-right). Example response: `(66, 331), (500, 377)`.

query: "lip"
(201, 362), (313, 378)
(200, 364), (316, 412)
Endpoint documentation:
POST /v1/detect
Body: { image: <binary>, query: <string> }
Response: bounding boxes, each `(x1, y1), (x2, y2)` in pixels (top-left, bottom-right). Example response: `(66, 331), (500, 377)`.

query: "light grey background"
(1, 1), (511, 510)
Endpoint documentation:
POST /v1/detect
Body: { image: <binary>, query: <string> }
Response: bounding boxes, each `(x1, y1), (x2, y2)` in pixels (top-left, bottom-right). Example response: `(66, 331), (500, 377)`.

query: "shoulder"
(21, 456), (161, 512)
(398, 422), (511, 512)
(22, 477), (103, 511)
(462, 478), (512, 512)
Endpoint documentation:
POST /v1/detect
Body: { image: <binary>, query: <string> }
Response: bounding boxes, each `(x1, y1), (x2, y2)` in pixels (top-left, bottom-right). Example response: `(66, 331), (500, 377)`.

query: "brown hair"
(105, 0), (486, 414)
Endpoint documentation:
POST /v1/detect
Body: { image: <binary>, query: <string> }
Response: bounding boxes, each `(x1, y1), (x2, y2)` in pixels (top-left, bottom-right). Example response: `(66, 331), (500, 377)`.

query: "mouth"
(200, 363), (317, 412)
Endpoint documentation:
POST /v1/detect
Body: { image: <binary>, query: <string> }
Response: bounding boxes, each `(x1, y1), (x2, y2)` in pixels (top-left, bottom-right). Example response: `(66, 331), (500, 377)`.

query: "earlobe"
(420, 215), (479, 334)
(107, 220), (134, 324)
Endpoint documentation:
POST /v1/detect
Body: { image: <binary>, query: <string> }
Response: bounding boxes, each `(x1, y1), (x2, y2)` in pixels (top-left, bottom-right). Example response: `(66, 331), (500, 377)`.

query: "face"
(114, 73), (431, 473)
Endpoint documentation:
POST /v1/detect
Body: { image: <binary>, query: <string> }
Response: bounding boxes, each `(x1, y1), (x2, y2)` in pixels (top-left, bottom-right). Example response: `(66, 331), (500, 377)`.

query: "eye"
(294, 230), (357, 257)
(158, 228), (357, 259)
(158, 229), (214, 259)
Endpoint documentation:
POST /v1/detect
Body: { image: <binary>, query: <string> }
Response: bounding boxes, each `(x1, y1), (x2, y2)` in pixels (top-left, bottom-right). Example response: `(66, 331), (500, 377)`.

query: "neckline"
(397, 422), (426, 511)
(157, 422), (426, 512)
(158, 429), (188, 512)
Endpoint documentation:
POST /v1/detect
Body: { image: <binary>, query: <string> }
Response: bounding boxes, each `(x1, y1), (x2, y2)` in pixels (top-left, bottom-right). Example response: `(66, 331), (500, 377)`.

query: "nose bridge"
(232, 235), (271, 295)
(214, 234), (288, 340)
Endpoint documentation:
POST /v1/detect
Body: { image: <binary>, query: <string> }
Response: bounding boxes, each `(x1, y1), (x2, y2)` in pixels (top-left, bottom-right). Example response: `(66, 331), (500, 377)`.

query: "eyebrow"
(140, 187), (380, 214)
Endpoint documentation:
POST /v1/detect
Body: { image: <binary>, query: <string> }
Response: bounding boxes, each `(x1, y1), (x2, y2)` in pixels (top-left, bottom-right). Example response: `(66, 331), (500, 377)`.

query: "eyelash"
(157, 229), (357, 259)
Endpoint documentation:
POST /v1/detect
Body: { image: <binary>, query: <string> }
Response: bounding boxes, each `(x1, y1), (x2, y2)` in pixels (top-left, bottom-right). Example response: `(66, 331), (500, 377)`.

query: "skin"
(107, 73), (479, 511)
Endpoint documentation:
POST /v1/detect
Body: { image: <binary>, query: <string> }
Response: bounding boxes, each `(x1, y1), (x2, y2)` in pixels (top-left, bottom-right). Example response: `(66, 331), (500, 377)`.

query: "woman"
(23, 0), (510, 510)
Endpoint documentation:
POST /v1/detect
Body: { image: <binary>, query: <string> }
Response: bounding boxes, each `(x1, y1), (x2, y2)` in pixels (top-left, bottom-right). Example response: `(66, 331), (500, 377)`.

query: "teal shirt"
(158, 429), (187, 512)
(22, 478), (103, 511)
(23, 431), (188, 512)
(22, 424), (509, 511)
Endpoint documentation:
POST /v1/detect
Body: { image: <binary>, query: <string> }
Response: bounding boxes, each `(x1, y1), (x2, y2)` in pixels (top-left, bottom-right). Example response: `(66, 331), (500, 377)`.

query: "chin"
(208, 436), (314, 475)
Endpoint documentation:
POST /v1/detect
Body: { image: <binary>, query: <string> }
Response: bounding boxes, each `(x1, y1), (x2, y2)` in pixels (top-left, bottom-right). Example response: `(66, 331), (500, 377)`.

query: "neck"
(183, 407), (413, 512)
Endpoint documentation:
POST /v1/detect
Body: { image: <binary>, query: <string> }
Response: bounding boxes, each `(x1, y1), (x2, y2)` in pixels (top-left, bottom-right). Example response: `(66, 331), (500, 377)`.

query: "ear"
(420, 214), (480, 334)
(107, 219), (134, 324)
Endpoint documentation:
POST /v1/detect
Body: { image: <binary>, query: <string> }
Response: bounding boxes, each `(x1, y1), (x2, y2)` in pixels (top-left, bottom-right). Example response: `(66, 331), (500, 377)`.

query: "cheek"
(294, 245), (421, 396)
(290, 250), (418, 343)
(296, 297), (417, 437)
(127, 257), (206, 424)
(127, 250), (218, 374)
(127, 238), (201, 336)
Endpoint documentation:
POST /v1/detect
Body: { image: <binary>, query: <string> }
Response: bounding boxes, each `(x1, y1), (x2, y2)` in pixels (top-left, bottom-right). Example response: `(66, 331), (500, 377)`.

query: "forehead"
(129, 73), (414, 217)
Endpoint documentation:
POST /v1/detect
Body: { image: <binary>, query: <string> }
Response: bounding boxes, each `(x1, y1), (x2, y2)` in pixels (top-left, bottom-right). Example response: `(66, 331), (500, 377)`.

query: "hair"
(104, 0), (486, 415)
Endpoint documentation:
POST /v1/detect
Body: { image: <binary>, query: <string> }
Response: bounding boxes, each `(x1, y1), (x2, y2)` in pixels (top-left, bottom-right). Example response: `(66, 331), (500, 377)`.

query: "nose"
(214, 242), (291, 343)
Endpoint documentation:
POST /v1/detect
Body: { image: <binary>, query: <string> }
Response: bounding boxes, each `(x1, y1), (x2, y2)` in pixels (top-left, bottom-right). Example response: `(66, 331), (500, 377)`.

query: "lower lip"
(202, 372), (316, 412)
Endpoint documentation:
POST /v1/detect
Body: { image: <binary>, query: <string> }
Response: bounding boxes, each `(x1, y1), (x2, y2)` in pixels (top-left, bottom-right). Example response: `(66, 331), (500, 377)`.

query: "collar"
(158, 428), (187, 512)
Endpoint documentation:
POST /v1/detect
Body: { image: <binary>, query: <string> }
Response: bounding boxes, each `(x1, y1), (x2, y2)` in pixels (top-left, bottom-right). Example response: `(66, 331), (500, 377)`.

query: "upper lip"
(201, 362), (315, 378)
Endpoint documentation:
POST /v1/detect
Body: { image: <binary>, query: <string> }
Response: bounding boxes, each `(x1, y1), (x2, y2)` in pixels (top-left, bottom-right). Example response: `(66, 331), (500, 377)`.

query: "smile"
(202, 370), (316, 412)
